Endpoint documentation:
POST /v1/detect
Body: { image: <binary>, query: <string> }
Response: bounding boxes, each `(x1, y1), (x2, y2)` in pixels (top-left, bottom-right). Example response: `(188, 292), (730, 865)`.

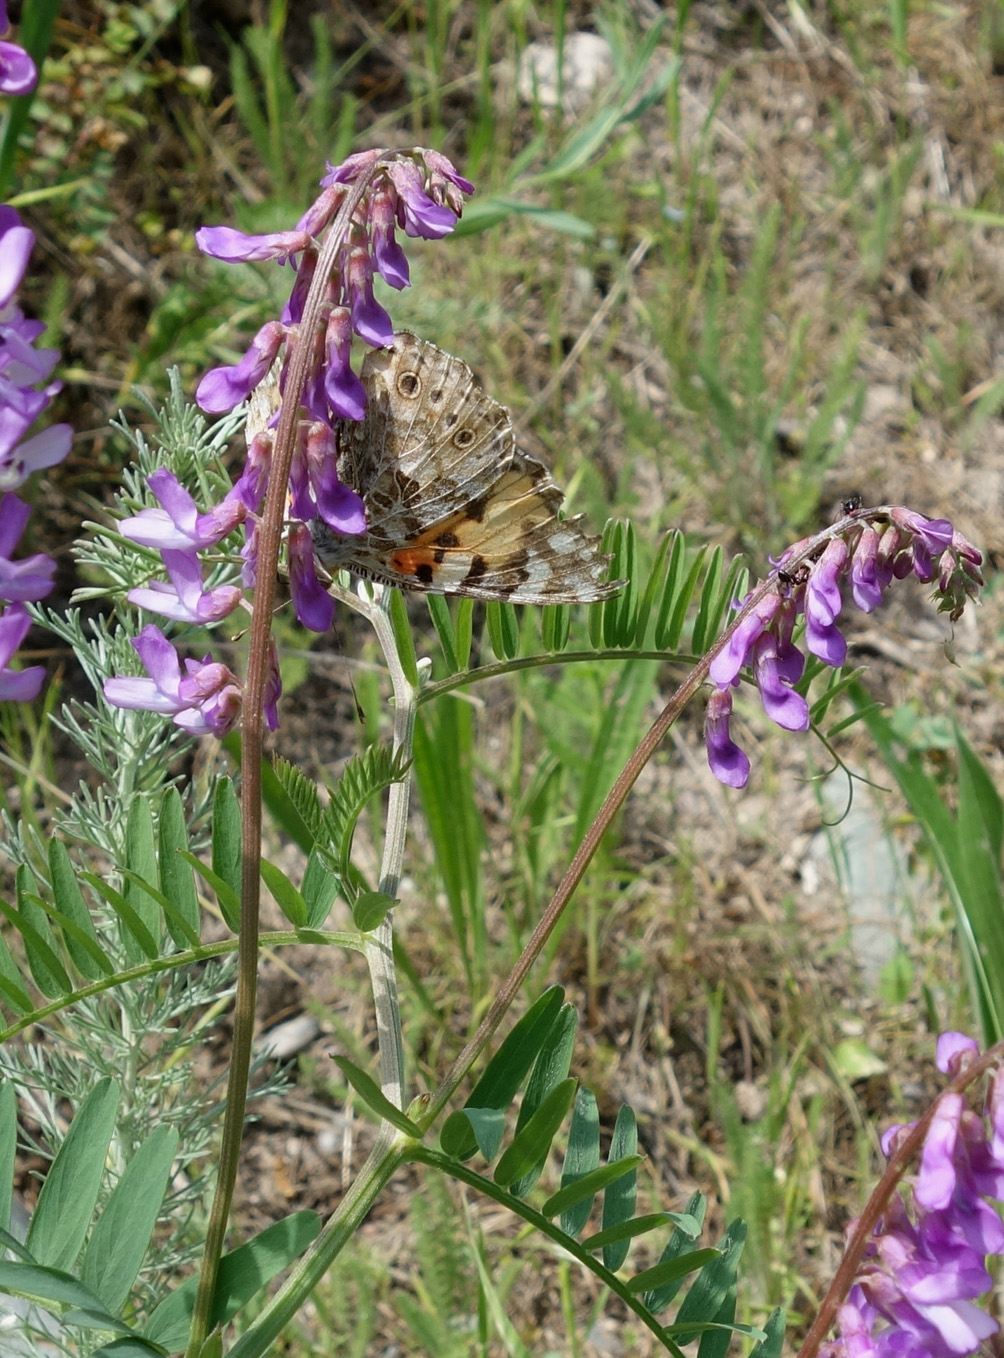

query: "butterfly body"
(309, 333), (619, 605)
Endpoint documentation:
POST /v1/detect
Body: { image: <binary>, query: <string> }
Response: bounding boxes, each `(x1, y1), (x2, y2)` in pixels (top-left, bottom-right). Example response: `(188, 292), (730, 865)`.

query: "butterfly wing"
(338, 332), (517, 534)
(321, 447), (619, 603)
(314, 332), (621, 603)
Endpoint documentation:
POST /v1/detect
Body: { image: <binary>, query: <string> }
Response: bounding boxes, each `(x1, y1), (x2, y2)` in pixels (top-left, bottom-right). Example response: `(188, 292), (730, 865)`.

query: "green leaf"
(628, 1248), (721, 1294)
(388, 588), (420, 687)
(351, 890), (397, 931)
(90, 1338), (166, 1358)
(426, 593), (459, 673)
(453, 198), (595, 239)
(749, 1307), (786, 1358)
(541, 602), (571, 653)
(691, 546), (724, 654)
(493, 1078), (577, 1188)
(265, 756), (320, 852)
(510, 1003), (578, 1197)
(441, 1106), (507, 1161)
(658, 542), (706, 651)
(118, 870), (200, 952)
(48, 840), (105, 980)
(455, 597), (474, 670)
(582, 1212), (674, 1253)
(412, 702), (485, 976)
(145, 1211), (320, 1349)
(78, 873), (160, 959)
(558, 1088), (599, 1235)
(485, 600), (520, 661)
(179, 854), (240, 933)
(602, 1104), (638, 1271)
(0, 1079), (15, 1236)
(632, 529), (673, 648)
(158, 787), (201, 947)
(211, 777), (243, 898)
(332, 1057), (421, 1137)
(260, 858), (307, 928)
(545, 1154), (643, 1223)
(81, 1125), (179, 1312)
(0, 1260), (127, 1330)
(0, 929), (31, 1014)
(442, 986), (564, 1159)
(123, 797), (160, 962)
(26, 1078), (121, 1271)
(302, 849), (340, 928)
(11, 866), (70, 997)
(318, 743), (411, 889)
(673, 1219), (746, 1333)
(642, 1191), (707, 1313)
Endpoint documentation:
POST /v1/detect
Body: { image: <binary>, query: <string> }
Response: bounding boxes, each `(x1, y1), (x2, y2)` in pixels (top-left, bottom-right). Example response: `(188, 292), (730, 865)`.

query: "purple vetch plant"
(0, 205), (71, 700)
(103, 147), (473, 735)
(703, 506), (983, 788)
(811, 1034), (1004, 1358)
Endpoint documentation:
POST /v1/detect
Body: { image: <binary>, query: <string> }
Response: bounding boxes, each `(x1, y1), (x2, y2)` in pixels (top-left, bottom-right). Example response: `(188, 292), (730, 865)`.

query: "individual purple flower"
(227, 429), (272, 515)
(127, 549), (244, 625)
(0, 205), (35, 306)
(704, 687), (750, 789)
(850, 525), (883, 613)
(370, 186), (410, 290)
(194, 225), (311, 264)
(0, 403), (72, 492)
(346, 242), (394, 348)
(0, 602), (44, 700)
(305, 419), (365, 534)
(103, 624), (242, 737)
(323, 307), (367, 421)
(805, 537), (849, 666)
(0, 492), (56, 602)
(386, 159), (461, 238)
(120, 469), (245, 551)
(751, 631), (809, 731)
(287, 522), (334, 633)
(195, 320), (285, 414)
(709, 593), (782, 688)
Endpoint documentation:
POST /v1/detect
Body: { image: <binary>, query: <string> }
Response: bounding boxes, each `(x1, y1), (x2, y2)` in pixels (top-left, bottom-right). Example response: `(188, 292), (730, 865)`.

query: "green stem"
(352, 586), (417, 1108)
(225, 583), (418, 1358)
(185, 167), (380, 1358)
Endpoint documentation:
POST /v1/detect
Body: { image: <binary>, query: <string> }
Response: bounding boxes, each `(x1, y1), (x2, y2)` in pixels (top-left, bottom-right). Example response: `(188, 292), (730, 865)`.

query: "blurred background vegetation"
(6, 0), (1004, 1352)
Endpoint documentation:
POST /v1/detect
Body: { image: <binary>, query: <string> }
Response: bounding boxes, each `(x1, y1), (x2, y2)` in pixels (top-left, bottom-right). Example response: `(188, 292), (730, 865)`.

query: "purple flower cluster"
(822, 1034), (1004, 1358)
(704, 507), (983, 788)
(104, 148), (471, 736)
(0, 3), (36, 96)
(0, 206), (71, 701)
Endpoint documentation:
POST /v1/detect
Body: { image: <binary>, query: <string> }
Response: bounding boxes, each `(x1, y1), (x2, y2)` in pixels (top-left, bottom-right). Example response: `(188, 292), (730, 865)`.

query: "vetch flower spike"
(704, 505), (983, 787)
(820, 1034), (1004, 1358)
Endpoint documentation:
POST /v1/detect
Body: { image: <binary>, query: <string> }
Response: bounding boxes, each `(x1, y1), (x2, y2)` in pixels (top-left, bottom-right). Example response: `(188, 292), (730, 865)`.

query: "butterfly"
(305, 332), (621, 605)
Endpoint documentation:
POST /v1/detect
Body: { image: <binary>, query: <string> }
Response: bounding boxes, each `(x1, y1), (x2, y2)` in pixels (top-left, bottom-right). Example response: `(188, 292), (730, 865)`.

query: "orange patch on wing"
(389, 546), (439, 577)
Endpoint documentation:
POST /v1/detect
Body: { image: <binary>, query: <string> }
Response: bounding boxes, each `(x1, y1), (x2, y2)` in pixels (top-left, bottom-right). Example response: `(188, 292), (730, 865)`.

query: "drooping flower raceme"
(104, 148), (473, 737)
(0, 206), (72, 701)
(704, 506), (983, 787)
(821, 1034), (1004, 1358)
